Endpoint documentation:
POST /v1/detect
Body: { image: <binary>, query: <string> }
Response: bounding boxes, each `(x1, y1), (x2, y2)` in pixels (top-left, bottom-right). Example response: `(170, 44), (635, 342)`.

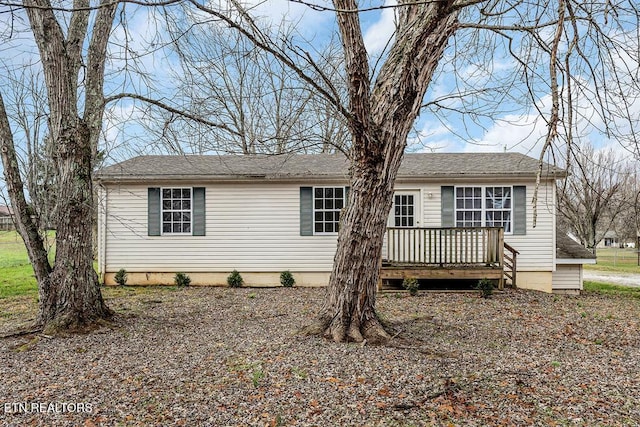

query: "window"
(394, 194), (415, 227)
(161, 188), (192, 234)
(313, 187), (345, 234)
(455, 187), (482, 227)
(485, 187), (512, 232)
(455, 186), (512, 232)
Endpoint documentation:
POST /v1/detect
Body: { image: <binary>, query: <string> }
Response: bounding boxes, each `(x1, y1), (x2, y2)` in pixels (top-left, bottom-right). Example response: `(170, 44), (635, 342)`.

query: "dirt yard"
(1, 287), (639, 426)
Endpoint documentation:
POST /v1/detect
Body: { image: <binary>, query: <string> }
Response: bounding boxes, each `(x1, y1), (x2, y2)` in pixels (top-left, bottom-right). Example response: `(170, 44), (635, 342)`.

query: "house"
(597, 230), (620, 248)
(95, 152), (587, 293)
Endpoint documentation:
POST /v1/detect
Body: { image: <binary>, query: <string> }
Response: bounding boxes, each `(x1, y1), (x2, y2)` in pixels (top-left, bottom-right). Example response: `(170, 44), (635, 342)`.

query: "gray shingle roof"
(556, 231), (596, 260)
(96, 152), (565, 183)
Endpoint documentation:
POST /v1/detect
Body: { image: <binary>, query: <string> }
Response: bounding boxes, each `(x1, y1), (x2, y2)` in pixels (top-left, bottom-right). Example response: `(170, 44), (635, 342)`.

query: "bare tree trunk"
(308, 0), (459, 343)
(0, 0), (117, 332)
(0, 94), (52, 287)
(37, 120), (112, 330)
(317, 158), (400, 343)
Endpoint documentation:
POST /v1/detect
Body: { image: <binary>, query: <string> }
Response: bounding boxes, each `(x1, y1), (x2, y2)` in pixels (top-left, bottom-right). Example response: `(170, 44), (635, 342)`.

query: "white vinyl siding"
(552, 264), (583, 290)
(100, 179), (557, 276)
(102, 183), (341, 273)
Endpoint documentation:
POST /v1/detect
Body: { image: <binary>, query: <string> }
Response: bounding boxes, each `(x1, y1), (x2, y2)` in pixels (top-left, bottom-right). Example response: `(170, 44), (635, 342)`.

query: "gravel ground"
(1, 286), (639, 426)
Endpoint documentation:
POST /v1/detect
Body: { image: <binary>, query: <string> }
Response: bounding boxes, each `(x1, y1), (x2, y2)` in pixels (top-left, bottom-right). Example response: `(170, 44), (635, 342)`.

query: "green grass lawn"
(585, 247), (640, 273)
(584, 281), (640, 298)
(0, 231), (43, 299)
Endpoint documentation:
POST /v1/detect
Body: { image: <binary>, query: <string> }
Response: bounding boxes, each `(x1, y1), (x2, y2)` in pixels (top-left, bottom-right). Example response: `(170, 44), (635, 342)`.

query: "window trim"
(454, 185), (513, 234)
(312, 186), (347, 235)
(160, 187), (193, 236)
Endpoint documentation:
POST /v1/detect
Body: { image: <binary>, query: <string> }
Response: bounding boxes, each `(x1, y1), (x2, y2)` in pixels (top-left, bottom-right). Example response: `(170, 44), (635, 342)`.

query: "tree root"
(41, 310), (114, 336)
(301, 315), (391, 345)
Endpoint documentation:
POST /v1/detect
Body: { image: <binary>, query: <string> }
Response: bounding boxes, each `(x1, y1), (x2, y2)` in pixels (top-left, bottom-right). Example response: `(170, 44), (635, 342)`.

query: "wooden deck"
(380, 227), (516, 290)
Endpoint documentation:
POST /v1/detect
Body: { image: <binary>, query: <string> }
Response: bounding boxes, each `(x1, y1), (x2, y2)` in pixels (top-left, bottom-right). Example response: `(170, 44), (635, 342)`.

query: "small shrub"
(114, 268), (128, 286)
(402, 277), (419, 296)
(174, 272), (191, 287)
(227, 269), (244, 288)
(476, 278), (494, 298)
(280, 270), (295, 287)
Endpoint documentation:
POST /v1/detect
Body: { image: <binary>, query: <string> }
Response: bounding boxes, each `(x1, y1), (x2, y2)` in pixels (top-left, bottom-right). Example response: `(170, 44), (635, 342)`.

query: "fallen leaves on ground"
(1, 287), (639, 426)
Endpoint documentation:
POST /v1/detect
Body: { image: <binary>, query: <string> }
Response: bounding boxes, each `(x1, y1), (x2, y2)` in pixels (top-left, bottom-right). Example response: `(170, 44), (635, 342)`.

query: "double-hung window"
(313, 187), (346, 234)
(485, 187), (512, 232)
(455, 186), (512, 233)
(161, 188), (192, 234)
(148, 187), (205, 236)
(455, 187), (483, 227)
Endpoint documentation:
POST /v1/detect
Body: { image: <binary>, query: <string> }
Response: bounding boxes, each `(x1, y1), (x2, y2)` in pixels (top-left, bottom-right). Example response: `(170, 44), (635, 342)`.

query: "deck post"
(377, 255), (383, 292)
(498, 228), (505, 290)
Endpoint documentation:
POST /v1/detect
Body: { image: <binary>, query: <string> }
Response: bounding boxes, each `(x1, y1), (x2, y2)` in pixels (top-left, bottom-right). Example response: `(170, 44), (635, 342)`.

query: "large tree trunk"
(0, 0), (117, 333)
(311, 0), (459, 343)
(318, 156), (401, 343)
(37, 121), (112, 330)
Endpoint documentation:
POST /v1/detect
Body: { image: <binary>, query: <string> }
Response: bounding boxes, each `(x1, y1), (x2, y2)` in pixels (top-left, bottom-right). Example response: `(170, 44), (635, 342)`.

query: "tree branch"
(103, 93), (245, 137)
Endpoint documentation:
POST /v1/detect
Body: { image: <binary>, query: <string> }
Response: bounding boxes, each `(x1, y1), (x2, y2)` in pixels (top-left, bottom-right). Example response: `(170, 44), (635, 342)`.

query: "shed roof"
(96, 152), (565, 183)
(556, 231), (596, 260)
(0, 205), (12, 216)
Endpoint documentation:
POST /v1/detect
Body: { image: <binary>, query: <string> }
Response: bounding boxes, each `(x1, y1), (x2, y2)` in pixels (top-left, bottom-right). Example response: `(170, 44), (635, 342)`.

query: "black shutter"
(148, 187), (161, 236)
(193, 187), (206, 236)
(300, 187), (313, 236)
(441, 186), (454, 227)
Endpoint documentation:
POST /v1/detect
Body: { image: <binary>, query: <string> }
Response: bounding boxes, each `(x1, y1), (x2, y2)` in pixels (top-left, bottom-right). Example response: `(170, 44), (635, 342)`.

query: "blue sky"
(0, 0), (639, 171)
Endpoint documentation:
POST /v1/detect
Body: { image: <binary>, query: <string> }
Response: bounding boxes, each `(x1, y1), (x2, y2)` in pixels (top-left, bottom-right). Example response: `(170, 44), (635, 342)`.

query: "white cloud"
(363, 0), (397, 56)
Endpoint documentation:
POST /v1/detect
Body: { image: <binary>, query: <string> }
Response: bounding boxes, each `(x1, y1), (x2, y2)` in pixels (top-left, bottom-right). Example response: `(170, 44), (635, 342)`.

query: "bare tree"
(0, 0), (117, 331)
(146, 13), (349, 155)
(610, 168), (640, 247)
(2, 67), (58, 231)
(557, 144), (632, 254)
(185, 0), (639, 342)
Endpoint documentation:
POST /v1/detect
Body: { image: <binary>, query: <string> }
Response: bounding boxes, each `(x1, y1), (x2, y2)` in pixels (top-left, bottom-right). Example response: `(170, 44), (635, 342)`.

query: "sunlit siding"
(102, 182), (340, 272)
(504, 181), (556, 272)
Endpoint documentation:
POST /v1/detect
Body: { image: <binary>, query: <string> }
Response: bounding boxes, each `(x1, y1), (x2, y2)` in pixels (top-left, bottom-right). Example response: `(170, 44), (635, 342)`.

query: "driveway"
(583, 270), (640, 287)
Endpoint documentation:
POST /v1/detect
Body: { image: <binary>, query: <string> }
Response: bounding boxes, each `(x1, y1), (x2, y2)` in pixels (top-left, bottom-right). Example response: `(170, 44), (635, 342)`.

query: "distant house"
(95, 152), (588, 293)
(598, 231), (620, 248)
(0, 205), (14, 231)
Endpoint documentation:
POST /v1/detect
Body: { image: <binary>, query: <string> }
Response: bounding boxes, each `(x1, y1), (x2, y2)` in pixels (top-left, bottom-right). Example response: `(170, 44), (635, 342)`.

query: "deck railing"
(384, 226), (505, 266)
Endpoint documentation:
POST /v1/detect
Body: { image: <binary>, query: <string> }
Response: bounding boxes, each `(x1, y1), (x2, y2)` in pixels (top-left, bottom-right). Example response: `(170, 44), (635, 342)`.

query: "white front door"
(386, 191), (421, 263)
(390, 191), (421, 228)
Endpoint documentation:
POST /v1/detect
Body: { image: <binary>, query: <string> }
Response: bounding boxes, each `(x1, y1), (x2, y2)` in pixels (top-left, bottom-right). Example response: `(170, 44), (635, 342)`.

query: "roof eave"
(94, 174), (350, 184)
(96, 170), (566, 184)
(556, 258), (597, 264)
